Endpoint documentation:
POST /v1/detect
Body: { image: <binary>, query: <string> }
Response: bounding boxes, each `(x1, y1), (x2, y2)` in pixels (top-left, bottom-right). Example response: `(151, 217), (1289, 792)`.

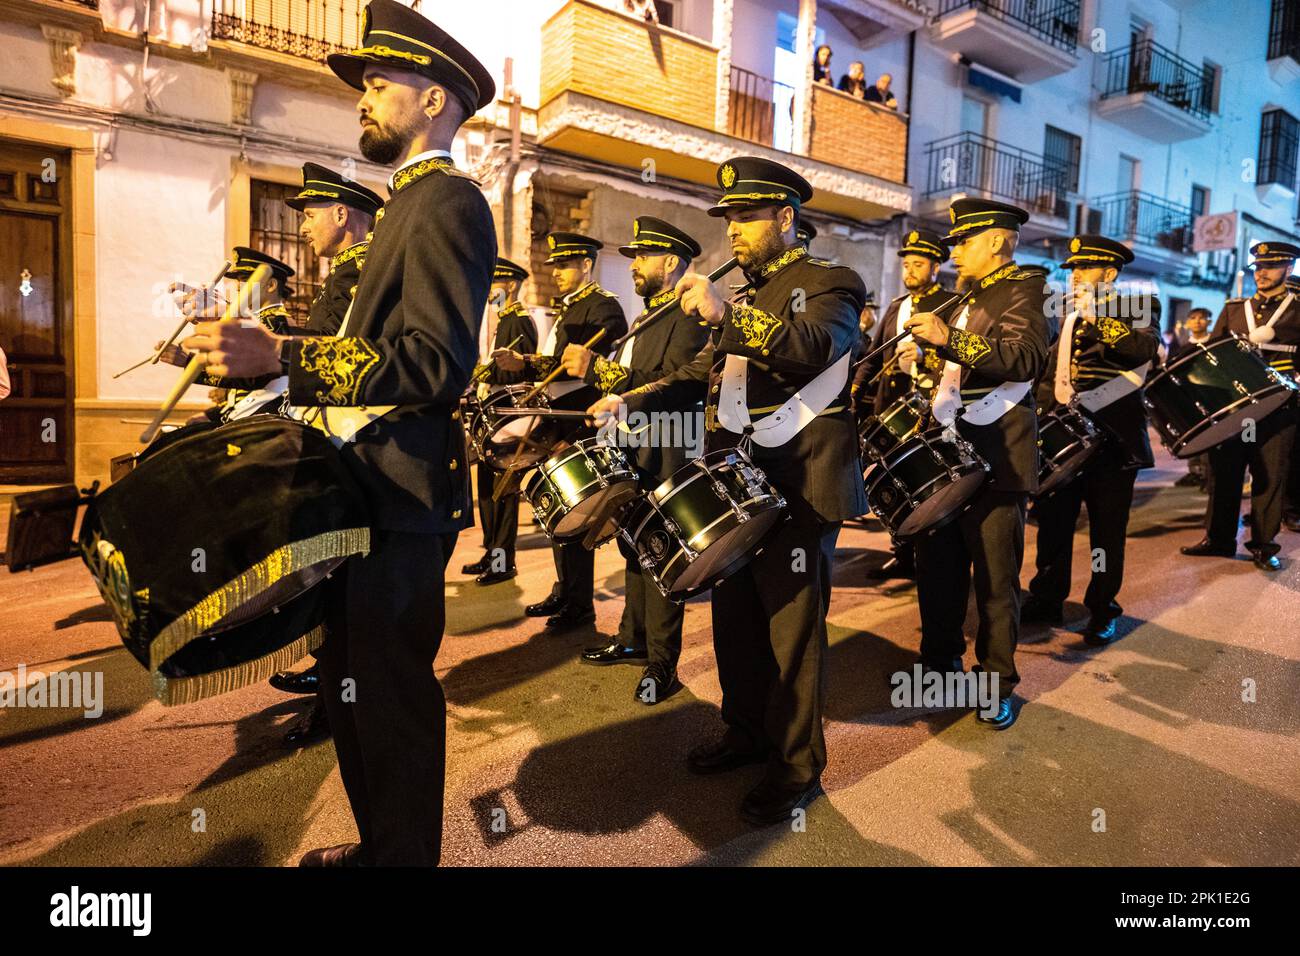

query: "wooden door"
(0, 140), (74, 483)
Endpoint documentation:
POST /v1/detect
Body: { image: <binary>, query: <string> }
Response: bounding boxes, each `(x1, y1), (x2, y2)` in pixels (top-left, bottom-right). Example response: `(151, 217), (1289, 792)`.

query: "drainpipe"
(903, 28), (915, 186)
(501, 57), (522, 259)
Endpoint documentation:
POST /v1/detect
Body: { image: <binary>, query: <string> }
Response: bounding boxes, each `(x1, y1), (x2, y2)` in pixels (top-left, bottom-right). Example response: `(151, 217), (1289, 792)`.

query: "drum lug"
(663, 517), (698, 560)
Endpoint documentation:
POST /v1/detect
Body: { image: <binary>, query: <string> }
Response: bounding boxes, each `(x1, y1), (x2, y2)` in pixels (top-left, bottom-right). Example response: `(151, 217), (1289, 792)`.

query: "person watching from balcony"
(838, 61), (867, 99)
(621, 0), (659, 22)
(813, 44), (834, 86)
(864, 72), (898, 110)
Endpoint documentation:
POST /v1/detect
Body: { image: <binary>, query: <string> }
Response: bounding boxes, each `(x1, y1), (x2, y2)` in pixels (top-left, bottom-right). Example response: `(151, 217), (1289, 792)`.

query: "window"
(1201, 60), (1221, 114)
(1258, 108), (1300, 189)
(1117, 154), (1139, 194)
(653, 0), (677, 28)
(1043, 125), (1082, 192)
(249, 179), (325, 326)
(1268, 0), (1300, 61)
(1191, 184), (1210, 218)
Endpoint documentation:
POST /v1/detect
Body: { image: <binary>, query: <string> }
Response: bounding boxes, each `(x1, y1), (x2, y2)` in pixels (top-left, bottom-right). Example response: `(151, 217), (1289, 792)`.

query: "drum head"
(552, 479), (639, 538)
(1037, 442), (1100, 497)
(667, 505), (783, 597)
(895, 468), (987, 539)
(1175, 388), (1294, 456)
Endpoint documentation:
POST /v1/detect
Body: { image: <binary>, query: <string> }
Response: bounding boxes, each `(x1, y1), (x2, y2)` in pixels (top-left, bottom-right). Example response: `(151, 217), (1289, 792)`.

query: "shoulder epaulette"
(806, 256), (838, 268)
(1226, 297), (1245, 303)
(1008, 269), (1044, 280)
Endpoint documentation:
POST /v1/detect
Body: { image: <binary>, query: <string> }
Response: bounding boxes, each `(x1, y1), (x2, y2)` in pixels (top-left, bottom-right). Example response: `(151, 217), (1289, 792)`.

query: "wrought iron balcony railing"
(1100, 38), (1210, 120)
(923, 131), (1071, 217)
(728, 65), (795, 153)
(935, 0), (1081, 52)
(211, 0), (364, 64)
(1091, 190), (1195, 254)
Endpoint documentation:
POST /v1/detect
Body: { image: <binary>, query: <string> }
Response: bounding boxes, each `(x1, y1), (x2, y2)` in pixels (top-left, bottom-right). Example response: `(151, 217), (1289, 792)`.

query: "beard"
(633, 268), (665, 299)
(359, 116), (415, 166)
(735, 221), (788, 272)
(903, 272), (930, 291)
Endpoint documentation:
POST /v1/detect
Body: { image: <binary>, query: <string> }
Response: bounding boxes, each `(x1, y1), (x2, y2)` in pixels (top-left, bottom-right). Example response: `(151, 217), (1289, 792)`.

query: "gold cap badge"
(633, 219), (640, 238)
(547, 235), (556, 250)
(908, 230), (918, 244)
(720, 164), (736, 189)
(1259, 243), (1269, 255)
(949, 207), (956, 224)
(1070, 237), (1081, 253)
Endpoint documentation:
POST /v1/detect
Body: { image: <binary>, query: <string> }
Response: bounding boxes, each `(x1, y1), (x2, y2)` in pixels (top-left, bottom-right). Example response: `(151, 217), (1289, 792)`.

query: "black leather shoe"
(269, 664), (319, 695)
(866, 555), (915, 580)
(1020, 595), (1063, 624)
(299, 842), (362, 867)
(976, 697), (1017, 730)
(740, 777), (823, 827)
(525, 593), (566, 617)
(1251, 551), (1282, 572)
(687, 738), (768, 775)
(284, 699), (330, 746)
(634, 665), (679, 705)
(545, 607), (596, 631)
(580, 641), (648, 666)
(461, 554), (492, 575)
(1181, 538), (1236, 558)
(1082, 615), (1119, 647)
(476, 566), (517, 585)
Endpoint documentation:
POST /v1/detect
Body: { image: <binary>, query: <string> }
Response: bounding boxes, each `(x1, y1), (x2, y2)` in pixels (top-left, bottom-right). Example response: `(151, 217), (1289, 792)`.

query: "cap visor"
(326, 52), (371, 91)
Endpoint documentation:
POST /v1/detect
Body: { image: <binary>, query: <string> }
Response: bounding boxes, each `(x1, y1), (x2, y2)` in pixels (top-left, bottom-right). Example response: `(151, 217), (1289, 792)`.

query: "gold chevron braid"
(349, 44), (433, 68)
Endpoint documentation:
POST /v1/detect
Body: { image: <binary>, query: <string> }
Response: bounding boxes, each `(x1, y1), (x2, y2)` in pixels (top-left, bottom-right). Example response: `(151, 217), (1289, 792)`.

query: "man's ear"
(424, 84), (447, 120)
(333, 204), (348, 228)
(1103, 266), (1119, 284)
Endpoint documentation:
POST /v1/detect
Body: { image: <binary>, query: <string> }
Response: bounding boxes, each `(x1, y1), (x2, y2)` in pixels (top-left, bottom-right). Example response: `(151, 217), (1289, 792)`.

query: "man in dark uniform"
(494, 233), (627, 630)
(1021, 235), (1160, 644)
(796, 220), (817, 250)
(558, 217), (708, 702)
(266, 165), (383, 741)
(852, 228), (953, 580)
(184, 0), (496, 865)
(588, 157), (868, 825)
(288, 162), (383, 335)
(904, 198), (1052, 730)
(1171, 307), (1214, 490)
(1280, 273), (1300, 530)
(1183, 241), (1300, 572)
(461, 257), (538, 584)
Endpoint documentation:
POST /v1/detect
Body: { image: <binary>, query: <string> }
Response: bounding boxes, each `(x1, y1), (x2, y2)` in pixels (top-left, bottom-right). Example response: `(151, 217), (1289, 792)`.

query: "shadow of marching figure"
(937, 701), (1300, 865)
(54, 603), (115, 629)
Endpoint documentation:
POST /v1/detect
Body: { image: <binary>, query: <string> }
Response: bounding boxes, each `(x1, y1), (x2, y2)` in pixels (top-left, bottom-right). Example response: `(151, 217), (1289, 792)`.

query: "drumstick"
(493, 407), (595, 419)
(139, 264), (272, 444)
(605, 257), (740, 352)
(471, 333), (525, 384)
(113, 260), (232, 379)
(857, 290), (970, 367)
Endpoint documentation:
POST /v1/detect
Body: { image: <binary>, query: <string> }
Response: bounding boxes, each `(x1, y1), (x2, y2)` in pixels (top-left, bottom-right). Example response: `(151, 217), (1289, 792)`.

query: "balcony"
(536, 0), (911, 221)
(1096, 39), (1212, 143)
(1090, 190), (1195, 273)
(1267, 0), (1300, 85)
(929, 0), (1080, 82)
(919, 132), (1072, 239)
(210, 0), (364, 64)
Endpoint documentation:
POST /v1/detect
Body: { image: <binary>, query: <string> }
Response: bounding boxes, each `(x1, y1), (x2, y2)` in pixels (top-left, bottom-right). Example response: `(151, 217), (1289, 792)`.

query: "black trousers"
(318, 529), (456, 866)
(915, 489), (1026, 699)
(474, 461), (519, 567)
(616, 560), (685, 670)
(1028, 446), (1137, 621)
(551, 539), (594, 612)
(1204, 409), (1295, 557)
(710, 500), (841, 786)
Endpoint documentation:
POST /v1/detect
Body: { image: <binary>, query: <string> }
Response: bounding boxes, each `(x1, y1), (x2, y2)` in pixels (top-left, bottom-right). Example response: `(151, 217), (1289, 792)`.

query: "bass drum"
(80, 416), (371, 705)
(1144, 337), (1297, 457)
(865, 428), (989, 540)
(1036, 406), (1101, 497)
(622, 448), (785, 601)
(522, 438), (640, 544)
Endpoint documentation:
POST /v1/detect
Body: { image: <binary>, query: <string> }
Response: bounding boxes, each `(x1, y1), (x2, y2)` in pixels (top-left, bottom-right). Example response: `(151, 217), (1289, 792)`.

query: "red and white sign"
(1193, 211), (1238, 252)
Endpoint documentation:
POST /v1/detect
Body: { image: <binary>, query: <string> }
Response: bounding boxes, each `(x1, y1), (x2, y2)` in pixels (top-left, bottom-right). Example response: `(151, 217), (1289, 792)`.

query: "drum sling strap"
(1245, 294), (1296, 354)
(715, 350), (851, 447)
(1053, 309), (1151, 412)
(932, 305), (1031, 427)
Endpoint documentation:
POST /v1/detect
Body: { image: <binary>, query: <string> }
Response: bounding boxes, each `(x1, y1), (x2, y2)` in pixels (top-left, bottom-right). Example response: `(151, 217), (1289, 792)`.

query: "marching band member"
(559, 216), (708, 702)
(462, 257), (538, 585)
(183, 0), (497, 865)
(853, 227), (952, 580)
(1182, 241), (1300, 572)
(495, 232), (627, 631)
(904, 198), (1051, 730)
(589, 157), (868, 826)
(1021, 235), (1160, 645)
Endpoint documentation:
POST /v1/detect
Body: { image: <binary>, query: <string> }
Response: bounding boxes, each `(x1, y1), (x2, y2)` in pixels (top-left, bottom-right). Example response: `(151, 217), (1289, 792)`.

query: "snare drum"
(1035, 406), (1101, 496)
(522, 438), (640, 543)
(621, 448), (786, 601)
(859, 392), (929, 462)
(1144, 337), (1297, 457)
(864, 428), (989, 540)
(466, 385), (569, 470)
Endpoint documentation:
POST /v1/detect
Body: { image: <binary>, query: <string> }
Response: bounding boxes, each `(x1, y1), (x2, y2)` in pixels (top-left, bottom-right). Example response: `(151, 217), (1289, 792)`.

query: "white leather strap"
(932, 305), (1031, 427)
(715, 350), (851, 447)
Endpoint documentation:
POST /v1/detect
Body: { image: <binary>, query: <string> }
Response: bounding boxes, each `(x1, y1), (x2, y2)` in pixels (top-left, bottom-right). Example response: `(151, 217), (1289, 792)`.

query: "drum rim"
(638, 491), (783, 575)
(655, 501), (785, 597)
(1167, 385), (1295, 454)
(892, 470), (988, 540)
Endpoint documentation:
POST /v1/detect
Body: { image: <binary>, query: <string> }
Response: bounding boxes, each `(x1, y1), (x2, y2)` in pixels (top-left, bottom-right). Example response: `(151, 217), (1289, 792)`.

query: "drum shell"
(860, 392), (928, 462)
(865, 430), (988, 540)
(521, 440), (639, 542)
(79, 417), (371, 699)
(1035, 408), (1101, 497)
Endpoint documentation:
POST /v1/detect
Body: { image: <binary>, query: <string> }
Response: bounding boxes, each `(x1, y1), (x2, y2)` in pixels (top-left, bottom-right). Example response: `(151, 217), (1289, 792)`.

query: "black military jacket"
(623, 245), (868, 523)
(585, 288), (709, 482)
(852, 283), (953, 414)
(285, 157), (495, 533)
(1211, 290), (1300, 375)
(1035, 292), (1160, 470)
(522, 282), (627, 381)
(476, 300), (539, 387)
(305, 239), (368, 335)
(927, 261), (1052, 493)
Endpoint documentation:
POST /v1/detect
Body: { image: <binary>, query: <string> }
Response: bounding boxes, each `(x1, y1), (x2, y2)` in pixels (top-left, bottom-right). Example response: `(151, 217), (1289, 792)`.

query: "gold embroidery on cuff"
(948, 327), (992, 366)
(298, 337), (381, 405)
(592, 356), (630, 394)
(730, 303), (783, 351)
(1095, 315), (1131, 345)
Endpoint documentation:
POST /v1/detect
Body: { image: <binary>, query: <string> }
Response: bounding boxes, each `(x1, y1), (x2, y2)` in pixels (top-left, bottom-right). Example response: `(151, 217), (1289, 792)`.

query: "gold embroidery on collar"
(977, 263), (1019, 290)
(646, 289), (677, 310)
(392, 157), (454, 193)
(947, 327), (992, 366)
(730, 303), (782, 350)
(759, 245), (808, 279)
(298, 337), (381, 405)
(331, 241), (369, 269)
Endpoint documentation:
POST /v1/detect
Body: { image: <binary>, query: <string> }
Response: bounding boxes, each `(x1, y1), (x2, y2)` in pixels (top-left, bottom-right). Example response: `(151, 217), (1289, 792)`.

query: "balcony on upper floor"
(1095, 39), (1212, 143)
(928, 0), (1080, 82)
(819, 0), (931, 50)
(536, 0), (911, 222)
(209, 0), (363, 65)
(918, 131), (1073, 240)
(1267, 0), (1300, 85)
(1089, 190), (1196, 274)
